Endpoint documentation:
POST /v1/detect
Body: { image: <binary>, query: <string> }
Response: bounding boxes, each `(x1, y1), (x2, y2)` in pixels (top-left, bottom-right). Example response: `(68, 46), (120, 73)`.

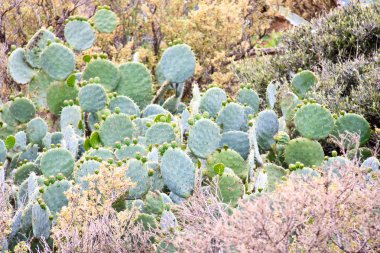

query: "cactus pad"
(32, 203), (51, 238)
(25, 28), (56, 68)
(82, 59), (120, 91)
(217, 103), (246, 132)
(291, 70), (317, 98)
(42, 180), (71, 217)
(161, 148), (195, 198)
(206, 149), (247, 180)
(64, 20), (96, 51)
(199, 87), (227, 117)
(216, 170), (244, 207)
(220, 131), (250, 159)
(46, 81), (79, 115)
(237, 88), (260, 113)
(8, 48), (35, 84)
(284, 138), (324, 167)
(156, 44), (196, 84)
(188, 119), (221, 159)
(40, 43), (76, 80)
(115, 144), (147, 160)
(116, 62), (153, 109)
(93, 9), (118, 33)
(145, 123), (176, 145)
(280, 92), (300, 123)
(10, 98), (36, 123)
(294, 103), (334, 140)
(26, 117), (48, 144)
(40, 148), (75, 177)
(79, 83), (107, 112)
(255, 110), (279, 151)
(99, 114), (134, 147)
(125, 159), (151, 199)
(109, 96), (140, 115)
(332, 113), (371, 146)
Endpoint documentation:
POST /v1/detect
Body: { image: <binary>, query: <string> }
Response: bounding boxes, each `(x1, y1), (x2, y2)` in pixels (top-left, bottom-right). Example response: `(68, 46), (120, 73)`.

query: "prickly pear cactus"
(284, 138), (324, 167)
(188, 119), (221, 159)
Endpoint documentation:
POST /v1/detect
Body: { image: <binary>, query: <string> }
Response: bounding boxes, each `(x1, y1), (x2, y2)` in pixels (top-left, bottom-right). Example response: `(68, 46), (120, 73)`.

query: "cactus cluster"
(1, 7), (377, 251)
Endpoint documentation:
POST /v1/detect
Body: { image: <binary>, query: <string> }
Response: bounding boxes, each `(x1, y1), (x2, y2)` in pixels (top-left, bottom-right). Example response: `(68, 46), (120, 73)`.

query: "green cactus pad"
(60, 105), (82, 133)
(199, 87), (227, 117)
(217, 103), (246, 132)
(40, 148), (75, 177)
(236, 88), (260, 114)
(0, 102), (19, 128)
(10, 98), (36, 123)
(93, 9), (118, 33)
(134, 213), (157, 230)
(146, 161), (164, 192)
(215, 170), (244, 207)
(255, 110), (279, 151)
(133, 117), (154, 137)
(99, 114), (134, 147)
(332, 113), (371, 146)
(125, 159), (151, 199)
(142, 104), (170, 118)
(293, 167), (320, 178)
(109, 96), (140, 115)
(294, 103), (334, 140)
(26, 117), (48, 144)
(21, 202), (33, 233)
(25, 28), (56, 68)
(161, 148), (195, 198)
(156, 44), (196, 84)
(291, 70), (317, 98)
(145, 122), (176, 146)
(206, 149), (247, 180)
(78, 83), (107, 112)
(82, 59), (120, 91)
(28, 70), (55, 108)
(32, 203), (51, 238)
(143, 191), (165, 215)
(115, 144), (147, 160)
(46, 81), (79, 115)
(116, 62), (153, 109)
(284, 138), (324, 167)
(40, 43), (75, 80)
(14, 162), (41, 185)
(280, 92), (300, 123)
(263, 163), (287, 192)
(8, 48), (35, 84)
(42, 180), (71, 218)
(64, 20), (96, 51)
(219, 131), (250, 159)
(163, 95), (181, 114)
(188, 119), (221, 159)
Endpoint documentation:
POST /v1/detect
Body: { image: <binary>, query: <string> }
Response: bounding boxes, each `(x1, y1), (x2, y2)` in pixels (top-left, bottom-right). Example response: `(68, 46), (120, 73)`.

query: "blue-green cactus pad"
(145, 123), (176, 146)
(263, 163), (286, 192)
(93, 9), (118, 33)
(60, 105), (82, 133)
(10, 98), (36, 123)
(361, 157), (379, 173)
(156, 44), (196, 84)
(75, 159), (101, 189)
(332, 113), (371, 146)
(26, 117), (48, 144)
(115, 144), (147, 160)
(25, 28), (56, 68)
(293, 167), (320, 178)
(280, 92), (300, 123)
(143, 191), (165, 215)
(87, 148), (114, 161)
(40, 43), (76, 80)
(109, 96), (140, 115)
(237, 88), (260, 113)
(64, 20), (96, 51)
(116, 62), (153, 109)
(14, 162), (41, 185)
(188, 119), (221, 159)
(42, 180), (71, 218)
(161, 148), (195, 198)
(99, 114), (134, 147)
(79, 83), (107, 112)
(219, 131), (250, 159)
(142, 104), (170, 118)
(146, 161), (164, 192)
(206, 149), (247, 180)
(0, 102), (19, 128)
(284, 137), (324, 167)
(28, 70), (55, 108)
(46, 81), (79, 115)
(291, 70), (317, 98)
(133, 117), (153, 137)
(125, 159), (151, 199)
(32, 203), (51, 238)
(82, 59), (120, 91)
(217, 103), (246, 132)
(40, 148), (75, 177)
(255, 110), (279, 151)
(199, 87), (227, 117)
(294, 103), (334, 140)
(8, 48), (35, 84)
